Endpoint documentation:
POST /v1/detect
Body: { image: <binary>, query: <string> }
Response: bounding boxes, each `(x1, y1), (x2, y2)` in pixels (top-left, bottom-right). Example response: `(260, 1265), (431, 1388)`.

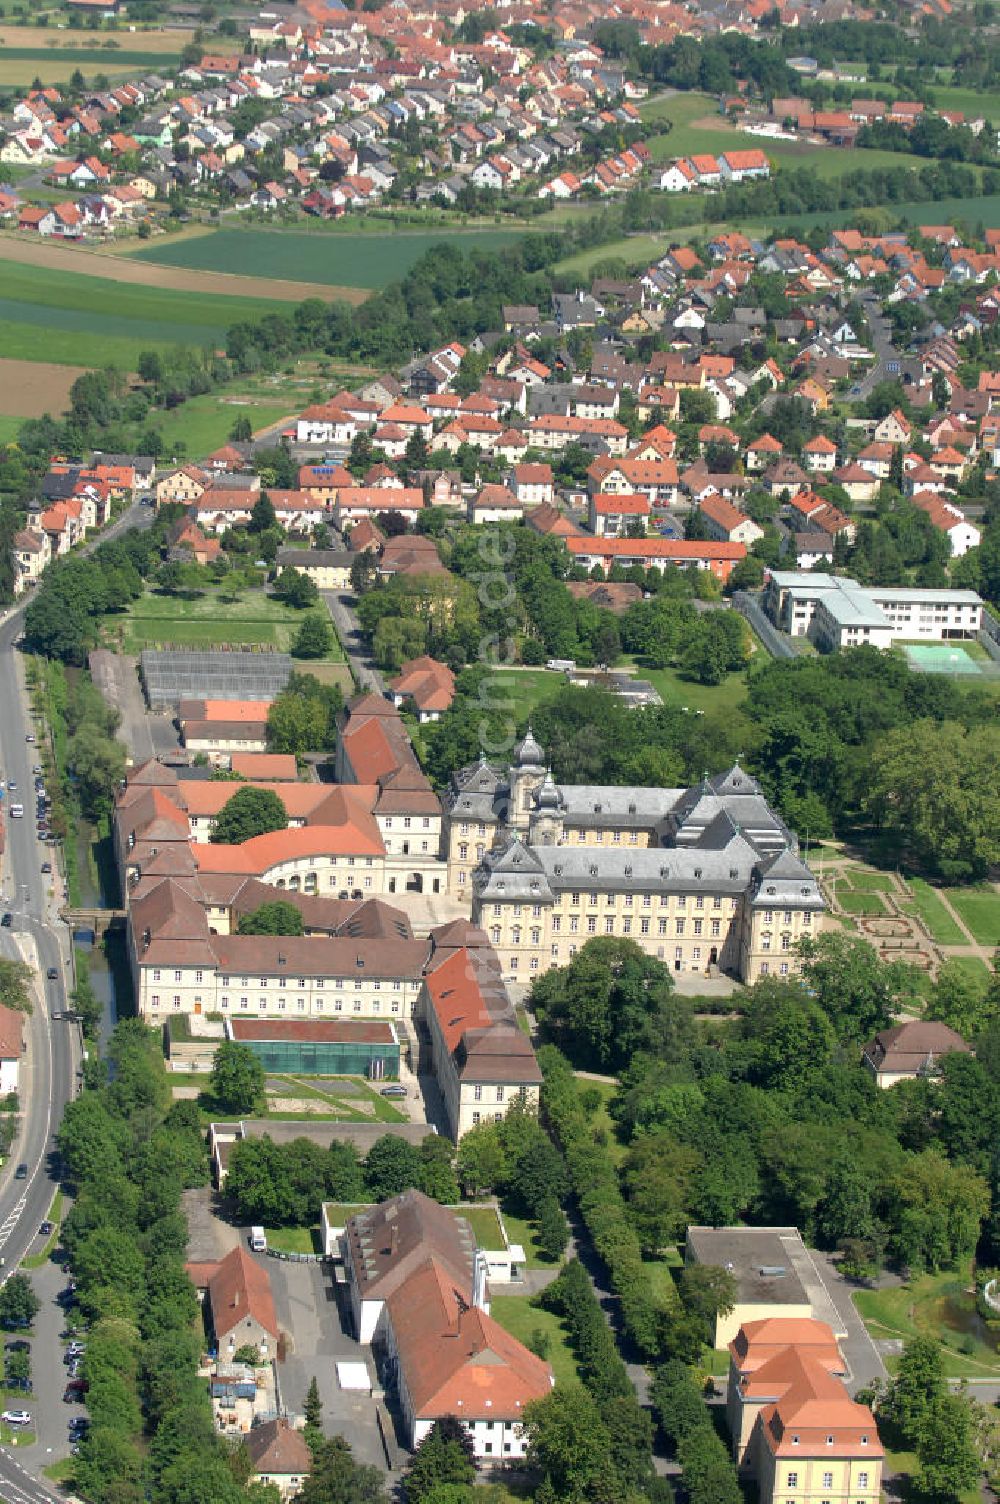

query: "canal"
(72, 819), (132, 1044)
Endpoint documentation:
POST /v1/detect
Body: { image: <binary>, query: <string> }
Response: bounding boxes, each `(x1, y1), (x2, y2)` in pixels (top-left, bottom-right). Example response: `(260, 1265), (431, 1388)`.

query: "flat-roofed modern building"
(227, 1017), (400, 1078)
(763, 571), (983, 650)
(685, 1225), (846, 1346)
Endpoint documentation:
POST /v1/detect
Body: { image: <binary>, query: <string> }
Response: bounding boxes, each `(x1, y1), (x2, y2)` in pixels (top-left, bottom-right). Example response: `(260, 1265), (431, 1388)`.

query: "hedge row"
(540, 1258), (656, 1495)
(651, 1360), (741, 1504)
(538, 1045), (665, 1359)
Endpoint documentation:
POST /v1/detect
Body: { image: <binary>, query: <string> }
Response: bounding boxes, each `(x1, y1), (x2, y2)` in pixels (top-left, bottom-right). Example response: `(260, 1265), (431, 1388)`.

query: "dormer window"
(625, 866), (632, 877)
(767, 885), (776, 895)
(694, 867), (702, 878)
(791, 1435), (799, 1446)
(589, 865), (598, 876)
(826, 1435), (834, 1445)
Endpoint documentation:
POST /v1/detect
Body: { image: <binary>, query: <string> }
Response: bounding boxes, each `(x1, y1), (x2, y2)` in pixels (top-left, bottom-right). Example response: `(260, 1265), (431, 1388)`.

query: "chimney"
(389, 1222), (398, 1258)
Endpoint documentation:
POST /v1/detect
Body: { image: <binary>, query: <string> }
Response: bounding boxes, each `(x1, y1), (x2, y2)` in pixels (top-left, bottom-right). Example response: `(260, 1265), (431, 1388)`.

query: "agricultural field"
(0, 357), (86, 421)
(130, 225), (529, 290)
(0, 253), (291, 374)
(928, 85), (1000, 121)
(0, 23), (192, 85)
(107, 588), (346, 658)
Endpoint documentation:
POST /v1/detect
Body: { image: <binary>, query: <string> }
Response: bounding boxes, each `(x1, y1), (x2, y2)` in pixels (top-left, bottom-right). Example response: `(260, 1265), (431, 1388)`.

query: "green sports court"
(903, 643), (985, 675)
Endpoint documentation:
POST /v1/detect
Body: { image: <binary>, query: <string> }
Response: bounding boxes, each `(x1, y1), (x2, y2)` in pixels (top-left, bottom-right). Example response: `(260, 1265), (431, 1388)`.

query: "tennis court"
(903, 643), (984, 675)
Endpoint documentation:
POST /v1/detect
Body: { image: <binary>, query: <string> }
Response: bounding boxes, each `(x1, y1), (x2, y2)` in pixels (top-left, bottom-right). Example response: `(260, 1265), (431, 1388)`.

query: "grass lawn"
(490, 1296), (581, 1386)
(132, 226), (529, 291)
(906, 878), (966, 945)
(485, 667), (564, 724)
(148, 391), (296, 460)
(43, 1458), (77, 1486)
(170, 1071), (406, 1124)
(645, 1257), (684, 1314)
(837, 889), (887, 916)
(0, 1422), (35, 1446)
(461, 1205), (506, 1247)
(626, 658), (748, 715)
(0, 415), (24, 444)
(265, 1225), (320, 1254)
(843, 867), (896, 894)
(575, 1077), (627, 1165)
(0, 257), (287, 369)
(945, 886), (1000, 947)
(855, 1271), (1000, 1379)
(110, 587), (344, 658)
(498, 1210), (556, 1271)
(945, 955), (990, 985)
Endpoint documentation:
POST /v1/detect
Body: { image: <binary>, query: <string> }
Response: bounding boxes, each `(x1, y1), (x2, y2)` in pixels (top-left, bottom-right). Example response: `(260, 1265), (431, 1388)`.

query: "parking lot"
(267, 1256), (396, 1472)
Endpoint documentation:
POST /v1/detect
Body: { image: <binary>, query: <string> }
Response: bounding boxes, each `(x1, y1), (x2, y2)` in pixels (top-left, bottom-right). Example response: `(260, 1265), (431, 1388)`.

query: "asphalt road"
(0, 499), (149, 1501)
(853, 290), (904, 399)
(321, 588), (383, 695)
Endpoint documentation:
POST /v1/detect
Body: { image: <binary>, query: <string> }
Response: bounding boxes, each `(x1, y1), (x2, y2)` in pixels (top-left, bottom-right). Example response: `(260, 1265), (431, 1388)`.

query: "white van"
(249, 1226), (267, 1252)
(9, 805), (22, 819)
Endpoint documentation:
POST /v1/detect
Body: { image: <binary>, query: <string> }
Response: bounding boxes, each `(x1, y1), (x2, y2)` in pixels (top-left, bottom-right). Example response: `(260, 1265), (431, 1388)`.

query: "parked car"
(14, 1164), (27, 1180)
(25, 734), (34, 743)
(46, 968), (58, 981)
(38, 1221), (52, 1236)
(41, 863), (51, 874)
(2, 1410), (30, 1426)
(0, 914), (11, 928)
(380, 1085), (407, 1098)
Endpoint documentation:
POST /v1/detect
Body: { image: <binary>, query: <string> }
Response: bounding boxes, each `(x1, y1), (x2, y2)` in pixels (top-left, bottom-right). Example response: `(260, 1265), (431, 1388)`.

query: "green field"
(928, 85), (1000, 121)
(265, 1225), (320, 1254)
(112, 589), (345, 657)
(945, 955), (991, 985)
(490, 1296), (581, 1386)
(0, 258), (287, 369)
(945, 886), (1000, 947)
(906, 878), (967, 944)
(131, 226), (529, 290)
(640, 91), (932, 176)
(0, 415), (22, 445)
(838, 889), (887, 915)
(630, 658), (748, 715)
(150, 391), (296, 459)
(487, 668), (561, 723)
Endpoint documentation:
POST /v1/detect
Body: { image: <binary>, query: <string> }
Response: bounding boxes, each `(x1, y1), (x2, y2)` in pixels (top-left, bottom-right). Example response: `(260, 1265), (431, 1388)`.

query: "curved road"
(0, 500), (148, 1502)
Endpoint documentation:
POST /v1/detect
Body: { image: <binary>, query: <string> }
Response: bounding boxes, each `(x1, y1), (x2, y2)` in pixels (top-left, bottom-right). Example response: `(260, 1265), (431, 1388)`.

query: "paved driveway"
(812, 1251), (887, 1394)
(268, 1257), (393, 1472)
